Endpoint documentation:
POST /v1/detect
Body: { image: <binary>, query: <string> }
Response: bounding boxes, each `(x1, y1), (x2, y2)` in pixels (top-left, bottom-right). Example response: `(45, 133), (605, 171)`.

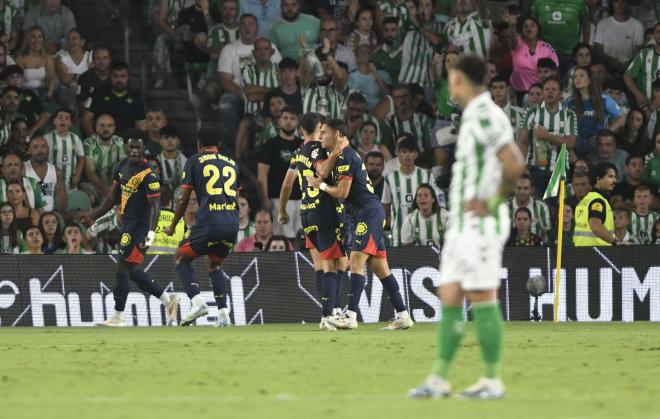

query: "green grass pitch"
(1, 323), (659, 419)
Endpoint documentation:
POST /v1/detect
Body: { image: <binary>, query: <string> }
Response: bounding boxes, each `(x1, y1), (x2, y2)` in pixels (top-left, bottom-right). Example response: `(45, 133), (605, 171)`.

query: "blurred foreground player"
(165, 127), (240, 327)
(409, 56), (524, 399)
(84, 129), (180, 327)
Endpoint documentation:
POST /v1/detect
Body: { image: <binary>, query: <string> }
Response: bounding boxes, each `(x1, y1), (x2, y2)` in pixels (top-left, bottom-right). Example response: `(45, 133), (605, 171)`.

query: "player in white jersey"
(409, 56), (524, 400)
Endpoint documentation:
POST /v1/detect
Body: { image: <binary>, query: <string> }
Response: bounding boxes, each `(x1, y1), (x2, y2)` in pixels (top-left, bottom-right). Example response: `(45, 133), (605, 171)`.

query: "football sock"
(158, 291), (171, 305)
(431, 305), (465, 379)
(114, 272), (130, 312)
(472, 302), (504, 379)
(129, 270), (164, 297)
(209, 269), (228, 309)
(335, 270), (345, 308)
(380, 274), (406, 312)
(175, 261), (200, 299)
(321, 272), (338, 317)
(347, 273), (366, 313)
(315, 270), (324, 298)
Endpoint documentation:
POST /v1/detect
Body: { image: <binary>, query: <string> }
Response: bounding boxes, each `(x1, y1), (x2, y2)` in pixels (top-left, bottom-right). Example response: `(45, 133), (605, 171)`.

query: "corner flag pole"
(553, 180), (565, 323)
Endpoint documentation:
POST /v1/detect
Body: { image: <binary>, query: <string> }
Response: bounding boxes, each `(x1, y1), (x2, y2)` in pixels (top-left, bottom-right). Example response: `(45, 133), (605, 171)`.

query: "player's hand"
(332, 137), (349, 155)
(163, 225), (175, 236)
(144, 230), (156, 248)
(306, 175), (323, 189)
(464, 199), (490, 217)
(278, 211), (289, 225)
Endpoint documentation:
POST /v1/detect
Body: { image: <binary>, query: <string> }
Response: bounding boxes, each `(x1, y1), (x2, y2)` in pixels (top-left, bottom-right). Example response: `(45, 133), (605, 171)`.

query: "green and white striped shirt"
(45, 130), (84, 190)
(381, 166), (436, 246)
(302, 84), (346, 119)
(87, 207), (119, 254)
(0, 3), (20, 37)
(156, 151), (187, 191)
(398, 22), (442, 87)
(387, 111), (433, 152)
(0, 176), (47, 209)
(506, 197), (552, 240)
(256, 122), (279, 149)
(522, 102), (577, 172)
(207, 23), (239, 51)
(0, 122), (11, 150)
(83, 134), (125, 186)
(628, 210), (660, 245)
(625, 46), (660, 101)
(236, 220), (255, 245)
(444, 12), (492, 59)
(447, 91), (514, 238)
(400, 208), (448, 247)
(241, 62), (280, 116)
(502, 103), (524, 145)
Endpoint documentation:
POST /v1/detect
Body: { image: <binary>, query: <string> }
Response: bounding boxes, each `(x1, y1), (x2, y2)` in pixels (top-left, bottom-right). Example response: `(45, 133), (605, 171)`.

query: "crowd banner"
(0, 246), (658, 327)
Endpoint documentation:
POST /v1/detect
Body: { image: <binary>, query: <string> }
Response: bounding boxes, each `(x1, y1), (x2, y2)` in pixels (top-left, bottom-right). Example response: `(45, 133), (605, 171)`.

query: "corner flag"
(543, 144), (567, 200)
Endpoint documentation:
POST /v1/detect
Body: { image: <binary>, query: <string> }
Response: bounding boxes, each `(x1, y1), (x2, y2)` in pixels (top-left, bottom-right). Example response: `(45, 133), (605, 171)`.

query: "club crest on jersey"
(120, 233), (131, 246)
(355, 222), (368, 236)
(148, 182), (159, 190)
(311, 148), (319, 159)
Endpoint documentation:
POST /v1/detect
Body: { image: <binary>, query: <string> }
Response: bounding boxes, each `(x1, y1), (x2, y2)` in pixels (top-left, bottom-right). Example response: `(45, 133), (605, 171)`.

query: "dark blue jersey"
(181, 147), (239, 225)
(112, 158), (161, 229)
(290, 140), (337, 215)
(332, 146), (381, 218)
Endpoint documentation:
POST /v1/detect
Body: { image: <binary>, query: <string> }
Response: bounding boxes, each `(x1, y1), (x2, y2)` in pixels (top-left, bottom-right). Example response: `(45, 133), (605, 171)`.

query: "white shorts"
(439, 228), (504, 291)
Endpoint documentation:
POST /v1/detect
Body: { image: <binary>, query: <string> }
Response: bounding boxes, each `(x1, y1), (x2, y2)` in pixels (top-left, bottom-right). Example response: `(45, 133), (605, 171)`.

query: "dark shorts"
(178, 223), (239, 263)
(301, 211), (345, 260)
(118, 225), (148, 265)
(351, 205), (387, 259)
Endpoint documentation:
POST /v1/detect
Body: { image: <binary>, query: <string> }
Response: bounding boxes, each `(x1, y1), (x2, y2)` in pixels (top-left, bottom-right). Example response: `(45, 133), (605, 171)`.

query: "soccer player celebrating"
(308, 119), (414, 330)
(164, 127), (240, 327)
(278, 112), (348, 330)
(83, 129), (180, 327)
(409, 56), (524, 399)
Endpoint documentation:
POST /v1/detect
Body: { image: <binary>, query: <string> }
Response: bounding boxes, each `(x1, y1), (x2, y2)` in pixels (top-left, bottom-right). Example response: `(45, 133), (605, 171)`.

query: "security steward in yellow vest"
(148, 185), (186, 254)
(574, 162), (618, 247)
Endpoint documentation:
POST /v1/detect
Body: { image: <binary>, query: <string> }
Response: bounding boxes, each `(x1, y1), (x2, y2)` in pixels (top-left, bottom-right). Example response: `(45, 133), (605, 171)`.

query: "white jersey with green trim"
(446, 91), (514, 240)
(45, 130), (84, 191)
(400, 208), (449, 247)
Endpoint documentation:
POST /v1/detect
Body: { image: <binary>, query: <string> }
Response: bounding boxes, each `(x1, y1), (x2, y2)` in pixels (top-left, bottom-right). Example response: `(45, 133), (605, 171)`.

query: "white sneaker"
(330, 310), (358, 330)
(215, 307), (232, 328)
(165, 295), (181, 326)
(100, 314), (125, 327)
(456, 377), (505, 400)
(332, 307), (343, 317)
(319, 316), (337, 331)
(383, 312), (414, 330)
(180, 302), (209, 326)
(408, 375), (452, 399)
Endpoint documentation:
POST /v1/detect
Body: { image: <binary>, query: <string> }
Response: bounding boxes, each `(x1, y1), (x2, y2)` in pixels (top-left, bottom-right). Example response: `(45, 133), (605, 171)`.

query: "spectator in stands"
(349, 45), (388, 112)
(375, 0), (410, 44)
(588, 129), (628, 182)
(444, 0), (492, 59)
(257, 107), (302, 237)
(155, 125), (187, 191)
(567, 43), (592, 84)
(261, 57), (302, 117)
(612, 155), (648, 211)
(603, 78), (630, 114)
(237, 92), (286, 159)
(364, 151), (385, 199)
(593, 0), (644, 74)
(206, 0), (239, 64)
(371, 16), (403, 85)
(15, 26), (56, 98)
(269, 0), (319, 60)
(356, 120), (392, 161)
(0, 202), (24, 253)
(23, 0), (76, 52)
(299, 40), (348, 119)
(399, 0), (441, 97)
(506, 207), (544, 247)
(400, 183), (448, 247)
(22, 224), (43, 254)
(589, 60), (609, 90)
(0, 153), (47, 210)
(236, 193), (255, 244)
(550, 202), (575, 248)
(0, 118), (29, 162)
(523, 81), (543, 109)
(6, 180), (40, 232)
(629, 184), (660, 244)
(241, 38), (280, 120)
(644, 132), (660, 190)
(614, 207), (637, 244)
(83, 204), (119, 254)
(531, 0), (590, 76)
(624, 23), (660, 109)
(55, 28), (92, 112)
(265, 234), (290, 251)
(0, 0), (20, 51)
(59, 222), (91, 254)
(346, 7), (378, 52)
(83, 114), (125, 197)
(176, 0), (213, 68)
(618, 108), (650, 156)
(77, 45), (111, 114)
(490, 75), (524, 145)
(343, 92), (385, 150)
(235, 208), (273, 251)
(240, 0), (282, 37)
(506, 173), (551, 241)
(652, 218), (660, 244)
(433, 50), (459, 132)
(144, 105), (168, 156)
(384, 84), (433, 159)
(318, 16), (356, 72)
(586, 0), (608, 28)
(44, 108), (84, 190)
(0, 86), (22, 135)
(1, 67), (50, 137)
(631, 0), (657, 30)
(25, 135), (66, 212)
(39, 210), (63, 254)
(151, 0), (194, 88)
(566, 169), (592, 210)
(566, 67), (626, 157)
(507, 15), (558, 95)
(83, 62), (147, 137)
(520, 76), (577, 194)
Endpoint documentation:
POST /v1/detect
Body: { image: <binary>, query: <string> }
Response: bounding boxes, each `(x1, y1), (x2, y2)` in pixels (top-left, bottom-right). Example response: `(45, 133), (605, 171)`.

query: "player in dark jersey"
(278, 112), (348, 330)
(164, 127), (240, 327)
(308, 119), (414, 330)
(83, 129), (180, 327)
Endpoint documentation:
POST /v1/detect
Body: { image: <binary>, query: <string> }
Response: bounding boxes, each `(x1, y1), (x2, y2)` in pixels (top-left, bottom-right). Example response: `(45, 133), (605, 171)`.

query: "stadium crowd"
(1, 0), (660, 255)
